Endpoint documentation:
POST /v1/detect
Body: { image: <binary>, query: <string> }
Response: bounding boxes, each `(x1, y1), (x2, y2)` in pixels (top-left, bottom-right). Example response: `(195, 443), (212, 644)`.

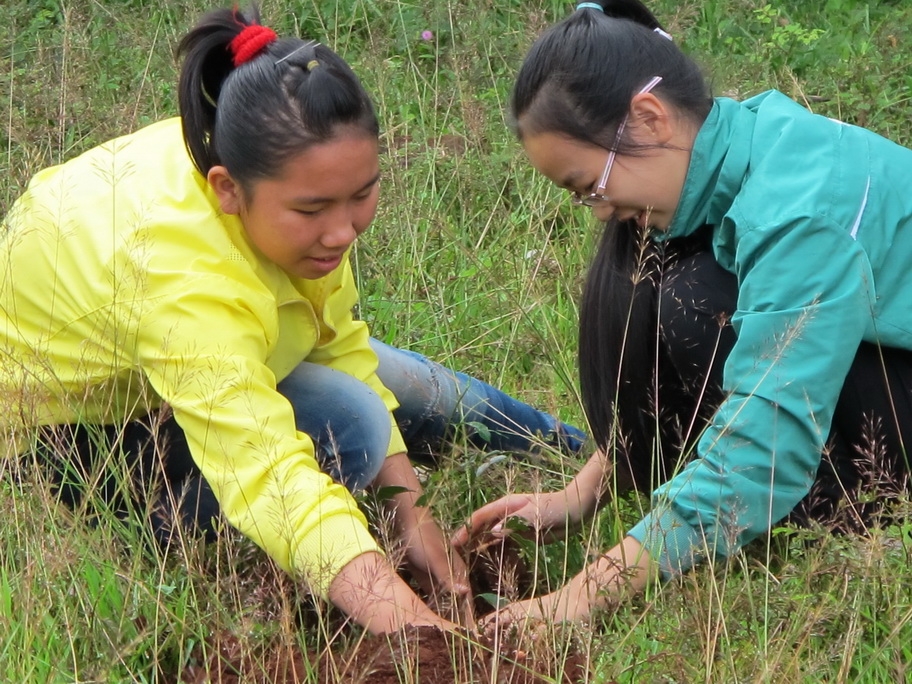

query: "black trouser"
(657, 250), (912, 530)
(33, 412), (220, 547)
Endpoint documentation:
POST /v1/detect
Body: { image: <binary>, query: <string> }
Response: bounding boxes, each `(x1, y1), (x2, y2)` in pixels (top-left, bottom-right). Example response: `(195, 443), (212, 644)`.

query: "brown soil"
(464, 535), (536, 619)
(180, 539), (587, 683)
(181, 624), (589, 683)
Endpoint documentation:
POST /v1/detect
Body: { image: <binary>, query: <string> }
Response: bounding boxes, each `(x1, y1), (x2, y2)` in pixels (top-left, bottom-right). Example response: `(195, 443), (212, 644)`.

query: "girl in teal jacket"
(455, 0), (912, 625)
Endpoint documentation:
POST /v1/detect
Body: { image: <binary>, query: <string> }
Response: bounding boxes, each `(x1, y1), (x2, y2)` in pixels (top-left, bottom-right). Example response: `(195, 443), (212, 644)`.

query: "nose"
(591, 202), (615, 223)
(320, 212), (359, 250)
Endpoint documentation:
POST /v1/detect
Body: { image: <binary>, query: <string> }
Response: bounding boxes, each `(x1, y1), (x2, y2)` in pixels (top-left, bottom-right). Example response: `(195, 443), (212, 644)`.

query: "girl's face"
(209, 132), (380, 279)
(520, 96), (695, 230)
(521, 130), (688, 230)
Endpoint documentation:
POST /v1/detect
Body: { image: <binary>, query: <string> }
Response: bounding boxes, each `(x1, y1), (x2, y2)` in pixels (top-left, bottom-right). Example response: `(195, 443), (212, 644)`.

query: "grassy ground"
(3, 0), (912, 681)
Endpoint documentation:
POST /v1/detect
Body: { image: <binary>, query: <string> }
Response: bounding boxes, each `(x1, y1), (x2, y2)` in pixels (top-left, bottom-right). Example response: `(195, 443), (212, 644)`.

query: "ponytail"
(176, 5), (378, 186)
(177, 7), (254, 176)
(576, 0), (665, 28)
(579, 220), (662, 489)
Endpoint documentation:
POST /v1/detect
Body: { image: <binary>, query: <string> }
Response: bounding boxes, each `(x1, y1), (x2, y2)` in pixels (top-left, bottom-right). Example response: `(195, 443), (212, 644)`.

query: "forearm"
(554, 536), (653, 620)
(565, 448), (627, 515)
(588, 536), (653, 597)
(373, 451), (430, 531)
(487, 536), (654, 625)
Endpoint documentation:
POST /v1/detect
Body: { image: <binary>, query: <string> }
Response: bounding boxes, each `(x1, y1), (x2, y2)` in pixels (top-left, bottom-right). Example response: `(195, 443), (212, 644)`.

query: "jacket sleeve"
(629, 217), (874, 578)
(138, 275), (382, 598)
(305, 259), (407, 457)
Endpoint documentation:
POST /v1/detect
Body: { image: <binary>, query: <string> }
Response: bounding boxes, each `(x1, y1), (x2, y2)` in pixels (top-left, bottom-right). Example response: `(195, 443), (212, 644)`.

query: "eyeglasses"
(570, 76), (664, 208)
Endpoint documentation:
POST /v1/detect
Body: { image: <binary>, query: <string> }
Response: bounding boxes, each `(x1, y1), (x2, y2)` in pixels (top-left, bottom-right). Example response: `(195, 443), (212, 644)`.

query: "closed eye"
(354, 177), (380, 201)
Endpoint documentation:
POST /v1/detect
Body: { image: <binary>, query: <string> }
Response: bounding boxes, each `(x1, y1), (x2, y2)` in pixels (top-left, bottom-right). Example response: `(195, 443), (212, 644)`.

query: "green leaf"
(373, 485), (411, 501)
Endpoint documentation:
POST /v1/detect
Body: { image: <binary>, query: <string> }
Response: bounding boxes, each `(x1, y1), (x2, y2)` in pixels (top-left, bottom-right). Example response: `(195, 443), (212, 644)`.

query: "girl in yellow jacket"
(0, 6), (584, 634)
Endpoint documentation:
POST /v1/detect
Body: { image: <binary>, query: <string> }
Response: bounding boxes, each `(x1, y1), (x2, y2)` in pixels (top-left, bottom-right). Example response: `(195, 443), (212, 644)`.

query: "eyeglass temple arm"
(596, 75), (664, 193)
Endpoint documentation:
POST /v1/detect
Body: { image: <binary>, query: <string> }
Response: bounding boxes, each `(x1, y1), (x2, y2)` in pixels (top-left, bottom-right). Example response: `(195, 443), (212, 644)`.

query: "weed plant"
(2, 0), (912, 682)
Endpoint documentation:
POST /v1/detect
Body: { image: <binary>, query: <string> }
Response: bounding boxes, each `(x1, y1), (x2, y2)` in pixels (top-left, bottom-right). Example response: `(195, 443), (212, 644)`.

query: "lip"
(306, 254), (344, 274)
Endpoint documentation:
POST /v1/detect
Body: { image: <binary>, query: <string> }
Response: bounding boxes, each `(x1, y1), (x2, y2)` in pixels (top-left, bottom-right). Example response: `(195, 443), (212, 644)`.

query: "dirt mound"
(180, 538), (585, 682)
(182, 624), (588, 683)
(464, 535), (536, 619)
(318, 625), (588, 684)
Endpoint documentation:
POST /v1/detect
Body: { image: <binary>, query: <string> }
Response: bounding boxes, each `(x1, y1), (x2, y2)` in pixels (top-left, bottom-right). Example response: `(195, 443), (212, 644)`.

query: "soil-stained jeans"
(36, 340), (586, 544)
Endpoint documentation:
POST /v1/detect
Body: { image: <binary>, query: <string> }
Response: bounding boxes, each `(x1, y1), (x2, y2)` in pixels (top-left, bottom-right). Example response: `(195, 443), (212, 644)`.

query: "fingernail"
(491, 523), (503, 533)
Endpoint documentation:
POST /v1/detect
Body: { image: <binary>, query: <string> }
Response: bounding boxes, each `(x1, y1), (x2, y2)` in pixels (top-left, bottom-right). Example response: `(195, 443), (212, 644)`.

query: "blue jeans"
(280, 339), (586, 491)
(39, 340), (586, 542)
(372, 340), (585, 463)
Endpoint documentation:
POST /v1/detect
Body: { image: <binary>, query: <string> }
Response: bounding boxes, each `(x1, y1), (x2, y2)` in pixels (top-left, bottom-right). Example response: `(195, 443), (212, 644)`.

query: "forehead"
(521, 132), (606, 189)
(279, 133), (378, 177)
(251, 133), (379, 199)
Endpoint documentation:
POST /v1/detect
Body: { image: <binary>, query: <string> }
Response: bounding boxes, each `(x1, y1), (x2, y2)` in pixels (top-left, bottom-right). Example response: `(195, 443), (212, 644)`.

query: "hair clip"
(275, 41), (321, 66)
(654, 27), (673, 41)
(576, 2), (603, 11)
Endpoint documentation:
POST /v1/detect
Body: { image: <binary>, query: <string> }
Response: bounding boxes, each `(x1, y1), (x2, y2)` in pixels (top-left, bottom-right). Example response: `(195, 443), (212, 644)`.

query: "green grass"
(3, 0), (912, 681)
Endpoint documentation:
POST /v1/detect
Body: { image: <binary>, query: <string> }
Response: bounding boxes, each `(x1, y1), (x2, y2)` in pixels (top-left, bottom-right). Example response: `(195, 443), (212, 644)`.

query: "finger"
(453, 497), (525, 546)
(408, 543), (469, 602)
(447, 554), (471, 597)
(425, 548), (470, 598)
(480, 598), (542, 640)
(452, 496), (532, 548)
(417, 567), (470, 626)
(437, 561), (476, 630)
(450, 524), (471, 550)
(460, 592), (476, 629)
(480, 606), (516, 638)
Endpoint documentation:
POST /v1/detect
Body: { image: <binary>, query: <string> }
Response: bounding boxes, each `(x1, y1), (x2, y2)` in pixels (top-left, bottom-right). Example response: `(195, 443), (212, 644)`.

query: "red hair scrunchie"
(229, 24), (278, 67)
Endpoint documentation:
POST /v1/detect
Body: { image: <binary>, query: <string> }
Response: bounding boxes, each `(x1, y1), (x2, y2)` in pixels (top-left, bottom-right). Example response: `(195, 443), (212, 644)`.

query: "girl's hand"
(402, 518), (470, 594)
(372, 452), (474, 625)
(451, 490), (586, 553)
(400, 517), (474, 625)
(328, 551), (460, 634)
(452, 449), (613, 553)
(480, 537), (653, 632)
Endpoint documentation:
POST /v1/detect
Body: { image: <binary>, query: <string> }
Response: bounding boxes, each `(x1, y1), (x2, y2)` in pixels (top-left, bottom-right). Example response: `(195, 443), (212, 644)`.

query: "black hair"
(512, 0), (711, 148)
(176, 5), (378, 189)
(512, 1), (714, 490)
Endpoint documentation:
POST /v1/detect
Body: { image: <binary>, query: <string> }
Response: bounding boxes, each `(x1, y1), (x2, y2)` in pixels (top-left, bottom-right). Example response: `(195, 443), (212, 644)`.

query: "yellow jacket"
(0, 118), (405, 595)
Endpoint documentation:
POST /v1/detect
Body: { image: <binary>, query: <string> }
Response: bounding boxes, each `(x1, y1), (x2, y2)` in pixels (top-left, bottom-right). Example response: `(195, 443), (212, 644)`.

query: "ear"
(207, 165), (243, 215)
(629, 93), (675, 145)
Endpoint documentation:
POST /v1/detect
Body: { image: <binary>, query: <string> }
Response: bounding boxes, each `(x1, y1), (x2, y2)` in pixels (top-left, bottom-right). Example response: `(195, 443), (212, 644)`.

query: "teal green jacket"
(628, 91), (912, 577)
